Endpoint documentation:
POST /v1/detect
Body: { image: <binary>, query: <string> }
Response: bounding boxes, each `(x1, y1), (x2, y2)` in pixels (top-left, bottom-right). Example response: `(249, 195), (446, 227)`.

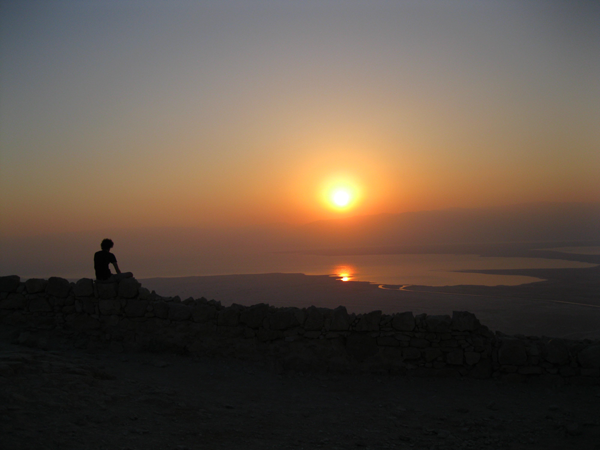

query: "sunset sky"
(1, 0), (599, 238)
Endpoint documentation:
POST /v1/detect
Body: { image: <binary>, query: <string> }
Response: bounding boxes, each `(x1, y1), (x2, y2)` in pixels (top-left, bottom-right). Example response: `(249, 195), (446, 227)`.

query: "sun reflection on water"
(334, 265), (355, 282)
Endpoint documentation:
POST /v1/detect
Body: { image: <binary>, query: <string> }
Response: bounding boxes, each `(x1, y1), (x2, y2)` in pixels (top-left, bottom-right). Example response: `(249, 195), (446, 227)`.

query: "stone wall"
(1, 275), (599, 385)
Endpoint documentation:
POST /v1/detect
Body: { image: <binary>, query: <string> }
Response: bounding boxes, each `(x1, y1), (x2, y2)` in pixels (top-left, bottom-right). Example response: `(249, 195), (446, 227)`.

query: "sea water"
(140, 251), (596, 287)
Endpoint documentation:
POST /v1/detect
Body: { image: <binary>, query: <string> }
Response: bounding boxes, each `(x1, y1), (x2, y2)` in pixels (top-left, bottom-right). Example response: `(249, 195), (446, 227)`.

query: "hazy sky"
(2, 0), (599, 237)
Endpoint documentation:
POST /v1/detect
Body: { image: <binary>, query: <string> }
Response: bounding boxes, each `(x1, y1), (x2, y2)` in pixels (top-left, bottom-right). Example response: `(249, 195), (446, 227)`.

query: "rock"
(97, 282), (118, 299)
(346, 334), (379, 362)
(218, 308), (240, 327)
(329, 306), (351, 331)
(464, 352), (481, 366)
(578, 345), (600, 368)
(118, 278), (141, 299)
(544, 340), (570, 365)
(0, 275), (20, 293)
(153, 302), (169, 319)
(99, 299), (121, 315)
(74, 278), (94, 297)
(138, 287), (151, 300)
(423, 347), (442, 362)
(65, 313), (100, 331)
(377, 336), (401, 347)
(392, 312), (415, 331)
(269, 308), (300, 330)
(192, 304), (216, 323)
(518, 366), (543, 375)
(80, 298), (97, 314)
(498, 338), (528, 366)
(451, 311), (480, 331)
(0, 294), (26, 310)
(25, 278), (47, 294)
(354, 311), (382, 331)
(402, 347), (421, 360)
(470, 358), (492, 379)
(27, 297), (53, 312)
(410, 338), (429, 349)
(168, 303), (192, 321)
(45, 277), (71, 298)
(303, 306), (324, 331)
(446, 350), (464, 365)
(426, 315), (451, 332)
(124, 299), (149, 317)
(239, 303), (269, 328)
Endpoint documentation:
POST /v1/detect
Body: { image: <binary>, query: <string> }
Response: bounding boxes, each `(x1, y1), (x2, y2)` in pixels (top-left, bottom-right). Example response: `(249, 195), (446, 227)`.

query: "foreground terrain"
(2, 340), (599, 450)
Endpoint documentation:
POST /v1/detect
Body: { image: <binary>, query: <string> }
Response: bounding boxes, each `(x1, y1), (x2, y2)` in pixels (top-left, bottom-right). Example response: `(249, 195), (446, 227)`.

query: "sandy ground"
(2, 339), (600, 450)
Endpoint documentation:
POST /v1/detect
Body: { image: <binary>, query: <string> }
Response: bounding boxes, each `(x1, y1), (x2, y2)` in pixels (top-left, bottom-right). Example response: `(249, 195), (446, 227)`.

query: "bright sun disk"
(332, 190), (351, 207)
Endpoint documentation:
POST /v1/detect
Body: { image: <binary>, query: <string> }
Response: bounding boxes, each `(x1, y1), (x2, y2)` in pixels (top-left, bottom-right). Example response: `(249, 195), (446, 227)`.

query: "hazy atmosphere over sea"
(1, 1), (599, 282)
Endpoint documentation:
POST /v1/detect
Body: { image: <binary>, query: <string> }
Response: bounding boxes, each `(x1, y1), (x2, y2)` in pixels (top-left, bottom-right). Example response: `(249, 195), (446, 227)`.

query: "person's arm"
(112, 261), (122, 275)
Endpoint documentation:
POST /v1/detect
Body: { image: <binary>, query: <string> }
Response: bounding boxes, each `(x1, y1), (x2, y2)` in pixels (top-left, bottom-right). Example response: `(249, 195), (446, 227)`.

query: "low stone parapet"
(0, 275), (598, 384)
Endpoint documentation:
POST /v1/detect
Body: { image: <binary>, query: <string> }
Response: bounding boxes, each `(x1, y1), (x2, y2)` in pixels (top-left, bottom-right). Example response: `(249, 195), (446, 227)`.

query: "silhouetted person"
(94, 238), (133, 282)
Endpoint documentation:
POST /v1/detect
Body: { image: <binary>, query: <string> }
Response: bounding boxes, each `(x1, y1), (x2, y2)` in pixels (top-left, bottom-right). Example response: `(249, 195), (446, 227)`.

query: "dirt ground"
(2, 340), (599, 450)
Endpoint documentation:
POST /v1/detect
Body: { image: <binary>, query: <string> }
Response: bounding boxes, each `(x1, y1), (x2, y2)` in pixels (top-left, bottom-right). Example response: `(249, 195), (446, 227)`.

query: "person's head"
(101, 238), (114, 251)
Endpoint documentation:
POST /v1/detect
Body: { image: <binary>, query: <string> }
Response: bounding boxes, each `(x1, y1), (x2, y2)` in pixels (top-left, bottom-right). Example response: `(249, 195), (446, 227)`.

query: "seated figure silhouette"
(94, 238), (133, 282)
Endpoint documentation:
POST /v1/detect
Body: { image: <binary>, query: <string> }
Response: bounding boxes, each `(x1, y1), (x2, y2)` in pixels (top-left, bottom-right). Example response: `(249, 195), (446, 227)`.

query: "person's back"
(94, 248), (116, 281)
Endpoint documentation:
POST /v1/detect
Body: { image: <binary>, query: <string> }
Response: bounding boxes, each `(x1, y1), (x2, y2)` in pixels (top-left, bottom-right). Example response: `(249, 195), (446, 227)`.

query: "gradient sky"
(1, 0), (599, 237)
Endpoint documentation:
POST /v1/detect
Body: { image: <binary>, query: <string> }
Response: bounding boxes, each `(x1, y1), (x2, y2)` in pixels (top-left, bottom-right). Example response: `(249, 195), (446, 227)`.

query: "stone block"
(446, 349), (464, 365)
(580, 368), (600, 377)
(0, 275), (20, 293)
(153, 302), (169, 319)
(402, 347), (421, 360)
(99, 299), (121, 315)
(498, 338), (528, 366)
(392, 312), (415, 331)
(118, 278), (141, 299)
(124, 299), (149, 317)
(346, 334), (379, 362)
(544, 340), (570, 365)
(81, 298), (97, 314)
(27, 297), (53, 312)
(45, 277), (70, 298)
(269, 308), (300, 330)
(329, 306), (351, 331)
(168, 303), (192, 321)
(97, 282), (117, 299)
(303, 306), (324, 331)
(519, 366), (543, 375)
(578, 345), (600, 368)
(465, 351), (481, 366)
(355, 310), (382, 331)
(65, 313), (100, 331)
(410, 338), (429, 349)
(423, 347), (442, 362)
(377, 336), (401, 347)
(218, 308), (240, 327)
(0, 294), (26, 310)
(426, 315), (452, 333)
(451, 311), (480, 331)
(25, 278), (47, 294)
(192, 304), (217, 323)
(74, 278), (94, 297)
(239, 303), (269, 328)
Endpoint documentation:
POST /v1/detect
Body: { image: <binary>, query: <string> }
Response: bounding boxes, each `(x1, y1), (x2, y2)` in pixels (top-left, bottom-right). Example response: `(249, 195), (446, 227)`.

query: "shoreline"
(140, 264), (600, 340)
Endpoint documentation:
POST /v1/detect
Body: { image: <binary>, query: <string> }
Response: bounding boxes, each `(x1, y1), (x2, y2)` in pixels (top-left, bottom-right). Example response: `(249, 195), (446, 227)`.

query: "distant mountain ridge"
(294, 202), (600, 249)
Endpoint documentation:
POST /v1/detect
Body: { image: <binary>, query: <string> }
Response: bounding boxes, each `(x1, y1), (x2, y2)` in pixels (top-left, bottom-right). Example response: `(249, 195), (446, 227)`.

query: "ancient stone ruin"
(1, 275), (599, 384)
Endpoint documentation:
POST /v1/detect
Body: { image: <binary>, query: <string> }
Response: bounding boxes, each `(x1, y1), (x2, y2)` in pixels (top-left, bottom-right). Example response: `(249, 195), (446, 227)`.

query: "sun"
(332, 189), (351, 207)
(320, 174), (361, 212)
